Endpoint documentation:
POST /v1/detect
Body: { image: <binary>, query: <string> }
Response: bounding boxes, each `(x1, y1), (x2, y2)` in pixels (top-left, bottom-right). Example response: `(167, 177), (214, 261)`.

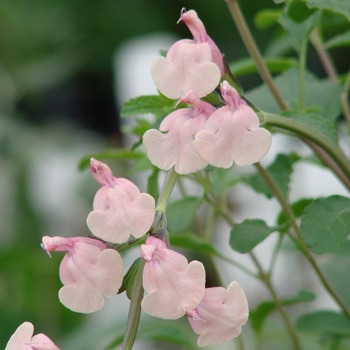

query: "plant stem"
(156, 167), (178, 213)
(121, 260), (145, 350)
(255, 162), (350, 319)
(299, 38), (308, 110)
(250, 252), (302, 350)
(225, 0), (288, 110)
(263, 112), (350, 182)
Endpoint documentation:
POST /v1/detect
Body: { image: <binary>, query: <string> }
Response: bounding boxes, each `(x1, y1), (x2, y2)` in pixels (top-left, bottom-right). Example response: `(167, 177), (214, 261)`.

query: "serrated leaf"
(120, 95), (175, 119)
(170, 232), (218, 256)
(296, 310), (350, 336)
(300, 195), (350, 254)
(246, 68), (343, 120)
(230, 219), (275, 253)
(118, 258), (141, 300)
(250, 290), (316, 334)
(78, 149), (144, 171)
(305, 0), (350, 22)
(230, 57), (298, 77)
(255, 9), (281, 30)
(325, 29), (350, 48)
(246, 153), (300, 199)
(167, 197), (202, 232)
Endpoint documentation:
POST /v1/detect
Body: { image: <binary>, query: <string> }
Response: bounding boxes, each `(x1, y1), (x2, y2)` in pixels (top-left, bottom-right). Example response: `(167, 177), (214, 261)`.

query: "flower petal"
(5, 322), (33, 350)
(151, 41), (220, 99)
(143, 108), (209, 174)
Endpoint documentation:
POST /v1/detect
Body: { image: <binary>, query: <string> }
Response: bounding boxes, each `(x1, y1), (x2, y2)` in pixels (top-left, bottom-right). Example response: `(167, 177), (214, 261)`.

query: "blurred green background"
(1, 0), (349, 349)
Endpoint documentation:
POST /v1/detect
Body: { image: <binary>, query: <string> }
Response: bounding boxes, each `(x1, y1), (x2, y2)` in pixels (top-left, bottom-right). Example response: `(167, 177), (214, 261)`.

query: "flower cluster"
(15, 7), (259, 349)
(144, 9), (272, 175)
(38, 158), (248, 347)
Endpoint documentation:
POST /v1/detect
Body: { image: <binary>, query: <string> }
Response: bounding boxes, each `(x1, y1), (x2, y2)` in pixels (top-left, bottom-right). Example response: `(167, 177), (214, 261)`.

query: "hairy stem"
(121, 260), (145, 350)
(255, 162), (350, 319)
(225, 0), (288, 110)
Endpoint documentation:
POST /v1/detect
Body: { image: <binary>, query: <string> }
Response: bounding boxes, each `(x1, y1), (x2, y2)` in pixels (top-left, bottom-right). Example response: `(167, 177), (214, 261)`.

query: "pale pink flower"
(5, 321), (59, 350)
(140, 236), (206, 319)
(151, 9), (221, 99)
(187, 281), (249, 347)
(195, 81), (272, 168)
(143, 91), (215, 174)
(86, 158), (155, 243)
(41, 235), (123, 313)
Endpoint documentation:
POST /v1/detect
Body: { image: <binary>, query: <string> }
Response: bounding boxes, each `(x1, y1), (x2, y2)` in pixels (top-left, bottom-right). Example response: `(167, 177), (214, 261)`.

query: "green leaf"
(120, 95), (176, 119)
(78, 149), (143, 171)
(277, 198), (314, 231)
(230, 219), (275, 253)
(167, 197), (202, 232)
(324, 241), (350, 308)
(279, 10), (320, 51)
(250, 290), (316, 334)
(296, 310), (350, 336)
(118, 258), (141, 300)
(254, 9), (281, 30)
(246, 68), (343, 120)
(230, 57), (298, 77)
(300, 195), (350, 254)
(246, 153), (301, 199)
(170, 232), (218, 256)
(287, 0), (316, 23)
(305, 0), (350, 22)
(325, 29), (350, 48)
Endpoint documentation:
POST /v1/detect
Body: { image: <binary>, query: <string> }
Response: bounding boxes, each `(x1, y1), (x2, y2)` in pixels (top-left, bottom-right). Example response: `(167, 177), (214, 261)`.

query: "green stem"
(255, 162), (350, 320)
(225, 0), (288, 111)
(216, 251), (257, 278)
(250, 252), (302, 350)
(268, 233), (284, 275)
(121, 260), (145, 350)
(156, 167), (178, 213)
(299, 38), (308, 110)
(310, 28), (350, 130)
(263, 112), (350, 182)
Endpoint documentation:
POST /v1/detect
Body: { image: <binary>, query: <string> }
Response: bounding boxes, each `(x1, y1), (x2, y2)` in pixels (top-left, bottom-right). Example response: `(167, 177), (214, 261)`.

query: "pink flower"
(143, 91), (215, 174)
(195, 81), (272, 168)
(86, 158), (155, 243)
(187, 281), (249, 347)
(5, 321), (59, 350)
(151, 9), (221, 99)
(140, 236), (206, 319)
(41, 236), (123, 313)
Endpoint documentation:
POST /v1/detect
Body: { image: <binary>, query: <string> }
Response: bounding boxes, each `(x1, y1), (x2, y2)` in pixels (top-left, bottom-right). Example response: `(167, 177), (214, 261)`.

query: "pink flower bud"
(86, 159), (155, 243)
(5, 322), (59, 350)
(143, 92), (215, 174)
(140, 236), (205, 319)
(151, 9), (222, 99)
(42, 236), (123, 313)
(187, 281), (249, 347)
(195, 81), (272, 167)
